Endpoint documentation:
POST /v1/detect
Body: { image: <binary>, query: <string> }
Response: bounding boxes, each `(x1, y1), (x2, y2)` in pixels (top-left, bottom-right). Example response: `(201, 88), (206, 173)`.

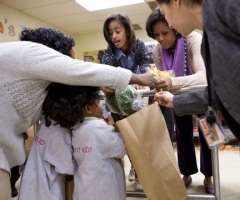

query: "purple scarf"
(161, 36), (192, 77)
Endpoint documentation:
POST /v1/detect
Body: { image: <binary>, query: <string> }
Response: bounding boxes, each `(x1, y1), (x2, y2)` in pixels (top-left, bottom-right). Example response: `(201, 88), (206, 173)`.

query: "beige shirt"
(152, 31), (207, 90)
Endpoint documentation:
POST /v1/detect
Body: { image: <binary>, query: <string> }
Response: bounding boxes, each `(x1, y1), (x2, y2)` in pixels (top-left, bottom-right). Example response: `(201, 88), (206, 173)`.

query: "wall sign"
(0, 18), (16, 37)
(83, 49), (105, 63)
(0, 18), (29, 38)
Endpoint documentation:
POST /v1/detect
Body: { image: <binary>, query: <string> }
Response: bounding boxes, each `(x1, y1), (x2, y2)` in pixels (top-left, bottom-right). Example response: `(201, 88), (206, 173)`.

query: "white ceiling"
(0, 0), (158, 35)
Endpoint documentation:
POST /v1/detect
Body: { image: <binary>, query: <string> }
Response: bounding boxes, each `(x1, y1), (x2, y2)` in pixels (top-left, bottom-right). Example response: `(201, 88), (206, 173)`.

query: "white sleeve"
(21, 42), (132, 91)
(97, 123), (127, 158)
(43, 131), (75, 175)
(107, 131), (127, 158)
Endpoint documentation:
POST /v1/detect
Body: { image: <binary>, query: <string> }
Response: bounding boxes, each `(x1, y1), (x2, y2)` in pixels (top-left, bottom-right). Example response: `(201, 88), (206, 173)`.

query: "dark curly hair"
(42, 83), (101, 129)
(20, 28), (75, 57)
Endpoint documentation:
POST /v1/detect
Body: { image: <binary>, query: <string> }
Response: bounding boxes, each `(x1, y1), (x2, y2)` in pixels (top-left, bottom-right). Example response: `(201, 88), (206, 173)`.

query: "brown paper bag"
(116, 102), (187, 200)
(65, 175), (74, 200)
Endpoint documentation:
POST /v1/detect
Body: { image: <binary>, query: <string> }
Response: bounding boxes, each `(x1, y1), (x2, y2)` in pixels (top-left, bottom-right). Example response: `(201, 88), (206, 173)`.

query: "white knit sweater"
(0, 41), (131, 172)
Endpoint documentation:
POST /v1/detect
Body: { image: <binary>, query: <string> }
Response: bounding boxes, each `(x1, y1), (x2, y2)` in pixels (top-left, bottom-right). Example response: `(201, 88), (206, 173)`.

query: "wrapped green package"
(115, 85), (140, 116)
(105, 95), (122, 114)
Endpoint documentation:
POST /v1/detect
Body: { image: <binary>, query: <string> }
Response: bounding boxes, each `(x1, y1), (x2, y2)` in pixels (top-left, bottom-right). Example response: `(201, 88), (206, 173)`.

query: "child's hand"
(103, 115), (115, 126)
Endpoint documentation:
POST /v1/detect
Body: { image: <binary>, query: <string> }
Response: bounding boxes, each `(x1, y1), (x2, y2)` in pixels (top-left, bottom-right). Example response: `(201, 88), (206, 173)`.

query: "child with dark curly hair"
(19, 83), (127, 200)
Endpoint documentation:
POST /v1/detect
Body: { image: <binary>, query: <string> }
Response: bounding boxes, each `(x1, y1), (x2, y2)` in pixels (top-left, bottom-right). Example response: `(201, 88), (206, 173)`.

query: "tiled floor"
(13, 141), (240, 200)
(125, 142), (240, 200)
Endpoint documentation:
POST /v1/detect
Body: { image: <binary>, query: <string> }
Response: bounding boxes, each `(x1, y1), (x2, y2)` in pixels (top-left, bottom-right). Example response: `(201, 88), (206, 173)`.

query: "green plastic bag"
(105, 95), (123, 114)
(115, 85), (144, 116)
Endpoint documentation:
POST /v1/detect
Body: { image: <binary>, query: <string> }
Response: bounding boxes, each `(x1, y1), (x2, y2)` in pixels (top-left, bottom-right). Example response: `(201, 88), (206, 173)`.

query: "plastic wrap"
(105, 95), (123, 114)
(115, 85), (145, 116)
(147, 66), (175, 78)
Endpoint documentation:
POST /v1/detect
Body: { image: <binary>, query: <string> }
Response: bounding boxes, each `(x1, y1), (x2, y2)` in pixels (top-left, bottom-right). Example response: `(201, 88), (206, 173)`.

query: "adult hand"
(101, 87), (115, 98)
(129, 72), (156, 88)
(132, 84), (144, 90)
(156, 77), (172, 91)
(154, 91), (174, 108)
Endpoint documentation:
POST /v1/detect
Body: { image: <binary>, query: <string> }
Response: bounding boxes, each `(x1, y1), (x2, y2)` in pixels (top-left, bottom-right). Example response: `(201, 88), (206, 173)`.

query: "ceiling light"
(75, 0), (145, 11)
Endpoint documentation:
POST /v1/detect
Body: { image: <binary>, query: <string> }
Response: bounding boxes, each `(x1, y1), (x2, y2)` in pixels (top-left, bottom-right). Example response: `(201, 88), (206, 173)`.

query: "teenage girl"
(101, 13), (150, 191)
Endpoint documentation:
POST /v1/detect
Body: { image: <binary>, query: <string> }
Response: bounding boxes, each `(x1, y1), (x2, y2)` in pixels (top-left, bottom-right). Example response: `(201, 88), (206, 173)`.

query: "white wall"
(0, 3), (203, 61)
(0, 2), (155, 60)
(0, 3), (78, 53)
(75, 30), (155, 60)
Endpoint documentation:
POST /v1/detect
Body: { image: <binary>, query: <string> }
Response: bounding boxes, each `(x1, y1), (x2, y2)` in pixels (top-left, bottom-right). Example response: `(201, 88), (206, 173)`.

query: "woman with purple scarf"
(146, 8), (214, 194)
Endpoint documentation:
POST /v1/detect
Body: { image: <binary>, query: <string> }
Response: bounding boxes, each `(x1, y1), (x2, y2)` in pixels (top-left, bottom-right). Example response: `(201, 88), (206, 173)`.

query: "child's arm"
(43, 130), (75, 175)
(97, 120), (127, 158)
(107, 131), (127, 159)
(104, 123), (127, 158)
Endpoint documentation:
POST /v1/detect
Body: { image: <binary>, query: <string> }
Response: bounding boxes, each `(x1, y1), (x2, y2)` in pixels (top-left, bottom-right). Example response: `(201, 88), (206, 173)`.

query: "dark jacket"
(101, 39), (150, 74)
(173, 0), (240, 140)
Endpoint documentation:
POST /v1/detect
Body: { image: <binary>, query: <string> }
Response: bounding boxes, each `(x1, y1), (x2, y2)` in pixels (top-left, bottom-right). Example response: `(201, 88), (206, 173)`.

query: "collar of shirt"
(72, 117), (103, 129)
(84, 117), (102, 120)
(115, 48), (135, 70)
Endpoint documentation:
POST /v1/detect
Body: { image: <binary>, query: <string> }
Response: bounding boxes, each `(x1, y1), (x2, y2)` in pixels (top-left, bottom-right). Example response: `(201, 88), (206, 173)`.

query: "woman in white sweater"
(0, 27), (156, 199)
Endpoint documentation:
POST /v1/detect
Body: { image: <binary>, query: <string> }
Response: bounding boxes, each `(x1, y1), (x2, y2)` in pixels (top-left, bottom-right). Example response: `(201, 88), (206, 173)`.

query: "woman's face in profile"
(157, 1), (196, 36)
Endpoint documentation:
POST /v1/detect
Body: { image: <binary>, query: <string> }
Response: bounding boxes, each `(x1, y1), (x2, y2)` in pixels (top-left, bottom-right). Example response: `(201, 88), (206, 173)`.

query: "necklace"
(184, 38), (188, 76)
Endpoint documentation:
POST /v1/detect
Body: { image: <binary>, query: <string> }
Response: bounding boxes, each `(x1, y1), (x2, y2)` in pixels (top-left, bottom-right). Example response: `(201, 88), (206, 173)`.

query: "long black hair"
(103, 13), (136, 53)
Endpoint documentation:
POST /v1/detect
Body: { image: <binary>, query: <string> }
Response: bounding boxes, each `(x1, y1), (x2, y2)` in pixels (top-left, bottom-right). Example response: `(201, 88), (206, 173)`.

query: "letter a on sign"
(0, 22), (4, 34)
